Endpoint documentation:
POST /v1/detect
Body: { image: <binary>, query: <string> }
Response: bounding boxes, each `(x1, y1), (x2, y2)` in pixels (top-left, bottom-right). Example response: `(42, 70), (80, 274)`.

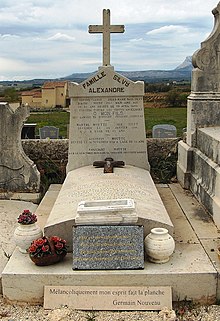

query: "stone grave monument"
(3, 8), (218, 307)
(0, 102), (40, 198)
(44, 9), (173, 254)
(39, 126), (59, 139)
(177, 2), (220, 228)
(152, 124), (177, 138)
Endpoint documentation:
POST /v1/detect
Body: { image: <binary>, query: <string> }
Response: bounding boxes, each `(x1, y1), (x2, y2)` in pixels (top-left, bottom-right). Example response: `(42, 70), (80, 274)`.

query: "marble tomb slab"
(44, 165), (174, 251)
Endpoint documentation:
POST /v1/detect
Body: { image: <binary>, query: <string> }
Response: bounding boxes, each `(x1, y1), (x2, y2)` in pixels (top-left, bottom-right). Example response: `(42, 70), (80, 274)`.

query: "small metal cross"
(89, 9), (125, 66)
(93, 157), (125, 173)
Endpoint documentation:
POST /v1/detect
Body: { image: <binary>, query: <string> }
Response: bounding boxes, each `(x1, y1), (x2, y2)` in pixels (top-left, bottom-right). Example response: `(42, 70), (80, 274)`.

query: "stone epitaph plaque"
(44, 285), (172, 310)
(73, 225), (144, 270)
(67, 66), (149, 172)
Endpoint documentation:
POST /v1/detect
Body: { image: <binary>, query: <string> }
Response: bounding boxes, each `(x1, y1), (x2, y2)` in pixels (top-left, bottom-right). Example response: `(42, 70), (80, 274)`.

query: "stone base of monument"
(177, 127), (220, 229)
(2, 183), (220, 305)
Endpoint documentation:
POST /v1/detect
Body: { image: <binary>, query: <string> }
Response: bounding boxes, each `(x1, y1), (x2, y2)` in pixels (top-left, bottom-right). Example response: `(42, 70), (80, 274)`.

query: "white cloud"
(147, 25), (189, 36)
(0, 57), (27, 72)
(129, 38), (143, 42)
(47, 33), (75, 42)
(0, 0), (218, 79)
(1, 33), (19, 38)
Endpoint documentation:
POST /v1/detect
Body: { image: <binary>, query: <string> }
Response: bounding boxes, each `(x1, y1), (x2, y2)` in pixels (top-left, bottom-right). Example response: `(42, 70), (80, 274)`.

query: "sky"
(0, 0), (219, 80)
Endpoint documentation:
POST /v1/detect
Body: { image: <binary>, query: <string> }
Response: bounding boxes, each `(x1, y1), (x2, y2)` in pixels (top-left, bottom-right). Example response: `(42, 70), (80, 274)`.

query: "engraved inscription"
(67, 68), (149, 171)
(44, 285), (172, 310)
(69, 96), (146, 158)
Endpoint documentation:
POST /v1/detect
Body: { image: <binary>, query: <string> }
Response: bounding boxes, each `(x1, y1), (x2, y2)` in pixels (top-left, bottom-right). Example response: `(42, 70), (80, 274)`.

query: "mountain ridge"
(0, 56), (193, 85)
(63, 56), (193, 83)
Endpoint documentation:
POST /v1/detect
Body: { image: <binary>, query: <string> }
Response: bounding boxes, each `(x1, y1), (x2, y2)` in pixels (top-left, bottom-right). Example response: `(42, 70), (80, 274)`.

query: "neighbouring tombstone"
(0, 103), (40, 193)
(186, 2), (220, 147)
(21, 123), (36, 139)
(39, 126), (59, 139)
(72, 225), (144, 270)
(152, 124), (177, 138)
(177, 2), (220, 227)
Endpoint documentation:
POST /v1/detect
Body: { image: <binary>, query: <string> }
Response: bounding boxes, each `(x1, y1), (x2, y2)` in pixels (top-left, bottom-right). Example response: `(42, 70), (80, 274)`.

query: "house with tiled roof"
(21, 81), (69, 108)
(21, 89), (42, 108)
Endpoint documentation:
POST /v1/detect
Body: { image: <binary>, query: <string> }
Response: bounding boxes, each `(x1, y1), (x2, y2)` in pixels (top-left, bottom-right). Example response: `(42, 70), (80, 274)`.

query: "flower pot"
(13, 223), (43, 254)
(28, 236), (67, 266)
(29, 251), (67, 266)
(144, 227), (175, 263)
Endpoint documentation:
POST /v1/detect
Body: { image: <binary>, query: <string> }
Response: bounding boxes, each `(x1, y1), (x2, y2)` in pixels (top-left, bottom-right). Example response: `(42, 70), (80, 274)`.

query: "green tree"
(4, 88), (19, 102)
(165, 89), (184, 107)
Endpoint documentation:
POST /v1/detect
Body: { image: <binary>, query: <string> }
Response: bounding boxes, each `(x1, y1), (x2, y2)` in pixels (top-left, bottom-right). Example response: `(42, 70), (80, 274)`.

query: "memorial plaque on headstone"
(152, 124), (177, 138)
(73, 225), (144, 270)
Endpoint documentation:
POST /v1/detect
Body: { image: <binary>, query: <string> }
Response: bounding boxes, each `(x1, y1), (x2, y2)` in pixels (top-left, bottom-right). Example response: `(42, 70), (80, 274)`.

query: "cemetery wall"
(21, 138), (180, 184)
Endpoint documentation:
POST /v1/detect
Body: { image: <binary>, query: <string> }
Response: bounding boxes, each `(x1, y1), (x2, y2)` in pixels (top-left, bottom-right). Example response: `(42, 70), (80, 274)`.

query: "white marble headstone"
(67, 66), (149, 172)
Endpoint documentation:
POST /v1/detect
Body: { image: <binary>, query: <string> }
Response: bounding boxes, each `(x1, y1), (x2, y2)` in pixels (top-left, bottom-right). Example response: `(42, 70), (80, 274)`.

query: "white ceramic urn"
(144, 227), (175, 263)
(13, 223), (43, 253)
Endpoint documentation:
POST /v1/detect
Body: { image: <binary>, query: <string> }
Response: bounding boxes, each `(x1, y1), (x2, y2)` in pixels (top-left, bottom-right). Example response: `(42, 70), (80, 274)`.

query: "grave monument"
(2, 8), (218, 307)
(177, 2), (220, 227)
(44, 9), (173, 250)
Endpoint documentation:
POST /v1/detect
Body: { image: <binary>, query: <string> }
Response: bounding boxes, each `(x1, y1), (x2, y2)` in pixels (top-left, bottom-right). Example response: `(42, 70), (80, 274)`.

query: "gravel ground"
(1, 297), (220, 321)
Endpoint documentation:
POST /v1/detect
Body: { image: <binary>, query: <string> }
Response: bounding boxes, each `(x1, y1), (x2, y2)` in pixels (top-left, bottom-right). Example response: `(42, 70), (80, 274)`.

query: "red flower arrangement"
(28, 236), (67, 266)
(17, 209), (37, 225)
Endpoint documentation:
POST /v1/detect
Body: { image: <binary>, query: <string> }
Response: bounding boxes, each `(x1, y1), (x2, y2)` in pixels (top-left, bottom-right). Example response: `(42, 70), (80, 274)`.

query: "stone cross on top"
(89, 9), (125, 66)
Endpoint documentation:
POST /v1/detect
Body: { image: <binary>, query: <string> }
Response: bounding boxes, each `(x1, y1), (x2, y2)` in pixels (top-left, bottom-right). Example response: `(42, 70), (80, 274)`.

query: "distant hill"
(0, 56), (193, 86)
(63, 56), (193, 83)
(175, 56), (192, 71)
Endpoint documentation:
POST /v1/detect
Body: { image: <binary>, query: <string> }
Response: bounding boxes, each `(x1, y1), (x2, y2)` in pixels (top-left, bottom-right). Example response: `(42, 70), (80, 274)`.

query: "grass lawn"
(144, 107), (187, 137)
(27, 107), (187, 138)
(28, 111), (70, 138)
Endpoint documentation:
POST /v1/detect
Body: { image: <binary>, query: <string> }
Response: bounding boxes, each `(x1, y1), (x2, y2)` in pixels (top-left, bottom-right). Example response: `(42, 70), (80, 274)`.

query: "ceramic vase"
(14, 223), (43, 254)
(144, 227), (175, 263)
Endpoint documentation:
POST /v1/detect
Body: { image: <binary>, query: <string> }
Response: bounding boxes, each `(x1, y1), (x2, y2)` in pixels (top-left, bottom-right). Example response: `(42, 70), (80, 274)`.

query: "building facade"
(21, 81), (69, 108)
